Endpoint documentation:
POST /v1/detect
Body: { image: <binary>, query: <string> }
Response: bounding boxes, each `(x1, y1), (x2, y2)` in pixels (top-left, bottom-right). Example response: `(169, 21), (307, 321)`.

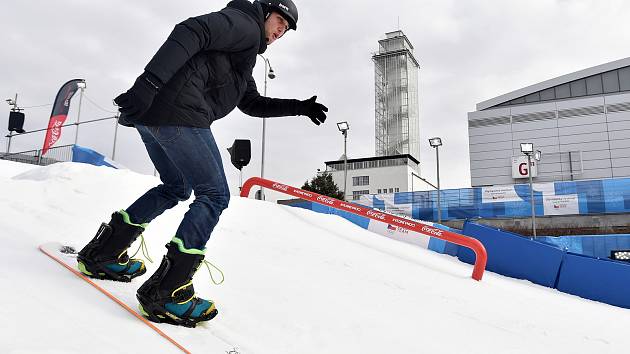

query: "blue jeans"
(125, 125), (230, 250)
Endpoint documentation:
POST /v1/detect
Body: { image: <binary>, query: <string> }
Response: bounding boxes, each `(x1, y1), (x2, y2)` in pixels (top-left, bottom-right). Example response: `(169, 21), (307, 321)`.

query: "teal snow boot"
(77, 210), (149, 282)
(136, 238), (218, 328)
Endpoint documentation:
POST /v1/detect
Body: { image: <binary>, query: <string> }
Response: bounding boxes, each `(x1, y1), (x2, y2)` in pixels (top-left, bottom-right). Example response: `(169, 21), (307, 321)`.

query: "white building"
(469, 57), (630, 186)
(323, 154), (420, 200)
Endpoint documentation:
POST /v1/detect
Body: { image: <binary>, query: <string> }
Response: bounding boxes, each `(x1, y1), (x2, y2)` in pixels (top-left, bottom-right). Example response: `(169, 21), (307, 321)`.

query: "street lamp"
(5, 94), (24, 154)
(520, 142), (537, 238)
(429, 137), (443, 223)
(337, 122), (350, 201)
(257, 54), (275, 200)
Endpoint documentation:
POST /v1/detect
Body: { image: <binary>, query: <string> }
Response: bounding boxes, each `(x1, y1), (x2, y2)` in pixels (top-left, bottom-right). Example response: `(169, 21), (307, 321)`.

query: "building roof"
(325, 154), (419, 165)
(476, 57), (630, 111)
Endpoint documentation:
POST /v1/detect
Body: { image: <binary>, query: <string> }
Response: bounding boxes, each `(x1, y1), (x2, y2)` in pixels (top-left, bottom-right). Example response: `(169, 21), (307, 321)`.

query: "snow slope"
(1, 159), (630, 354)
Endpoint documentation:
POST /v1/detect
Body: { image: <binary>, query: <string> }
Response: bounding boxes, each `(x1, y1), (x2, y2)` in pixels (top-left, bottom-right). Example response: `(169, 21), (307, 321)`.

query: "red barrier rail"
(240, 177), (487, 281)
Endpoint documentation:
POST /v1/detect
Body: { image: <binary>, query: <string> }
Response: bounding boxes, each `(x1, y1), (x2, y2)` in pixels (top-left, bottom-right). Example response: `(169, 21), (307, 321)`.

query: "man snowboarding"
(76, 0), (327, 327)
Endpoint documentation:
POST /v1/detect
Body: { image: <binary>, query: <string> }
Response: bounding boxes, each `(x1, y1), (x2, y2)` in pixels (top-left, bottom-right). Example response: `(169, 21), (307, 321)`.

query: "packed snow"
(1, 159), (629, 354)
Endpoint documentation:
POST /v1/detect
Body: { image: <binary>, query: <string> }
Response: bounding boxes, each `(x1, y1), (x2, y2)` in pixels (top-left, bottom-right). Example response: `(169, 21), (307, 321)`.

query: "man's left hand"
(296, 96), (328, 125)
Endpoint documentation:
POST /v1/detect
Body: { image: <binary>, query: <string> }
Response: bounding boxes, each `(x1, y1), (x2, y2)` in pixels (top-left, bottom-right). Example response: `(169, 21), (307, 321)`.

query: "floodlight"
(337, 121), (349, 132)
(520, 143), (534, 154)
(611, 250), (630, 262)
(429, 137), (442, 147)
(535, 150), (542, 161)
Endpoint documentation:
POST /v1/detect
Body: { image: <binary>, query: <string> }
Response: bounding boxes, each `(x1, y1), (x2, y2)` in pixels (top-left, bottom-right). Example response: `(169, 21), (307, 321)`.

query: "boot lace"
(202, 259), (225, 285)
(129, 234), (153, 264)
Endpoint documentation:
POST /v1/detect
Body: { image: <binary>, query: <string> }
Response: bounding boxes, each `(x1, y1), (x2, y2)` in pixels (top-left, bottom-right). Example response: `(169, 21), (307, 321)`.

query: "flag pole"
(74, 81), (86, 145)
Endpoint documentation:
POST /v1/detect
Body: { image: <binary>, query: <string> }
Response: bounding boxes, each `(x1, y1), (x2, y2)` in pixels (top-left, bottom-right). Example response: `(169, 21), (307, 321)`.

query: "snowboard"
(39, 242), (194, 353)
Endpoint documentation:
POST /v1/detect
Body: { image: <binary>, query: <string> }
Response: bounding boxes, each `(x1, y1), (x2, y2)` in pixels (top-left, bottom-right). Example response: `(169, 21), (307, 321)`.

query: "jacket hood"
(226, 0), (268, 54)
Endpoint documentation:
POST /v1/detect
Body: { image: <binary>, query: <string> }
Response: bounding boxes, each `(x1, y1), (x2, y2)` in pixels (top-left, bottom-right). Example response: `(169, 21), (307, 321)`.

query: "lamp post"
(5, 94), (20, 154)
(337, 122), (350, 201)
(257, 54), (275, 200)
(520, 142), (538, 238)
(429, 137), (443, 223)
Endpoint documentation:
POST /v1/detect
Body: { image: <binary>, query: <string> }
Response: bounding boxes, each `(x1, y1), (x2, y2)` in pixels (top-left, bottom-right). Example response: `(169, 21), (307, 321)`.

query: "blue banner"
(358, 178), (630, 221)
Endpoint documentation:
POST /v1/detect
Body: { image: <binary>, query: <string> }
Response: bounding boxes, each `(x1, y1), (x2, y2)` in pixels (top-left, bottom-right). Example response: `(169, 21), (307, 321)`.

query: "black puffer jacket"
(136, 0), (299, 127)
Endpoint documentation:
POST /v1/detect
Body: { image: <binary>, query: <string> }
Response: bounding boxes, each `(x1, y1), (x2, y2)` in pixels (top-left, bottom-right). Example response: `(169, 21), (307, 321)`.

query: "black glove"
(114, 72), (162, 125)
(296, 96), (328, 126)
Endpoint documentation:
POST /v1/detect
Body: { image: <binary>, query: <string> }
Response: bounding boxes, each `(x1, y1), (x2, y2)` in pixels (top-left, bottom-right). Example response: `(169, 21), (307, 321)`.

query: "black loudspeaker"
(227, 139), (251, 170)
(8, 111), (26, 133)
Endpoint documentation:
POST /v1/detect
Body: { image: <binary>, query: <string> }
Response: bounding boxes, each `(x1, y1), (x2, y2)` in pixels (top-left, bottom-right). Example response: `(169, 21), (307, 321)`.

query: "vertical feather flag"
(42, 79), (84, 156)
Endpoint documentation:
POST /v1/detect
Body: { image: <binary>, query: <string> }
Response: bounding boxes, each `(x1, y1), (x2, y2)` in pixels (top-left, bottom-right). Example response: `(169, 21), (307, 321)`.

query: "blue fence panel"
(537, 237), (584, 254)
(538, 234), (630, 258)
(457, 222), (564, 287)
(428, 239), (460, 256)
(289, 201), (370, 229)
(556, 253), (630, 309)
(72, 145), (117, 168)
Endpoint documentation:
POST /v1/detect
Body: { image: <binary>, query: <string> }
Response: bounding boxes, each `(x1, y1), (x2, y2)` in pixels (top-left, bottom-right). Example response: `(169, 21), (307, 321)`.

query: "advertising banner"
(543, 194), (580, 215)
(42, 79), (84, 156)
(367, 219), (431, 248)
(482, 185), (523, 203)
(379, 194), (413, 217)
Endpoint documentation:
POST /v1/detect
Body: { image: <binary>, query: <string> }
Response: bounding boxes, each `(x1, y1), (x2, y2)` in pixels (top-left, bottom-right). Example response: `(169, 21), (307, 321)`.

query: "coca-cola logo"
(421, 225), (444, 237)
(366, 210), (387, 220)
(272, 183), (289, 192)
(316, 195), (335, 205)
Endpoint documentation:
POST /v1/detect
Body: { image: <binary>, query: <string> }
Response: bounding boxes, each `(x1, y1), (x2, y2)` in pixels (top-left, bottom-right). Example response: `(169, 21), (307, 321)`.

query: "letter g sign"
(519, 162), (528, 176)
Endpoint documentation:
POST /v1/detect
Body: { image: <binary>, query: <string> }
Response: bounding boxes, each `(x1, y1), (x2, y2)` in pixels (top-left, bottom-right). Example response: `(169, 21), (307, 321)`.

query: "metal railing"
(240, 177), (487, 281)
(0, 144), (74, 166)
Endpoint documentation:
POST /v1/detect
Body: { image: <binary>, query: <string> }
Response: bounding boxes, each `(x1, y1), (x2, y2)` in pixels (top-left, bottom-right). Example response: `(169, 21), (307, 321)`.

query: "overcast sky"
(2, 0), (630, 197)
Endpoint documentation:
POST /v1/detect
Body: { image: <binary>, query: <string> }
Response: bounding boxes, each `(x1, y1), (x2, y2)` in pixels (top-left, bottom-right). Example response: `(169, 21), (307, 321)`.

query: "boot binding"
(77, 218), (146, 282)
(137, 294), (217, 328)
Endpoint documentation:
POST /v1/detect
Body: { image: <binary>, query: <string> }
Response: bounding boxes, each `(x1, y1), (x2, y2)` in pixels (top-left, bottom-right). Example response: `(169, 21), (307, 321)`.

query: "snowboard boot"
(136, 238), (218, 328)
(77, 210), (148, 282)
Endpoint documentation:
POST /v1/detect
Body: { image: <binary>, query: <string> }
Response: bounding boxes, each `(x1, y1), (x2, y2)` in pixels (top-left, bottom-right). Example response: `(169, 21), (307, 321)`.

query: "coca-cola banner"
(42, 79), (84, 156)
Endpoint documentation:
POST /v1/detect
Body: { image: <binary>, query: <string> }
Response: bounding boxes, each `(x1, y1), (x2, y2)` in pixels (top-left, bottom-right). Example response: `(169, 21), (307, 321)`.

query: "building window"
(389, 188), (394, 193)
(525, 92), (540, 103)
(395, 188), (400, 192)
(352, 176), (369, 186)
(352, 190), (370, 200)
(377, 189), (382, 193)
(586, 75), (603, 95)
(603, 70), (620, 93)
(620, 67), (630, 91)
(540, 87), (555, 101)
(570, 79), (587, 97)
(555, 83), (571, 99)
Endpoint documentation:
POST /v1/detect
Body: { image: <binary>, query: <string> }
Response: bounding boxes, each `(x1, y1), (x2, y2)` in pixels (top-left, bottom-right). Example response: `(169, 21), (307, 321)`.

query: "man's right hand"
(114, 72), (163, 124)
